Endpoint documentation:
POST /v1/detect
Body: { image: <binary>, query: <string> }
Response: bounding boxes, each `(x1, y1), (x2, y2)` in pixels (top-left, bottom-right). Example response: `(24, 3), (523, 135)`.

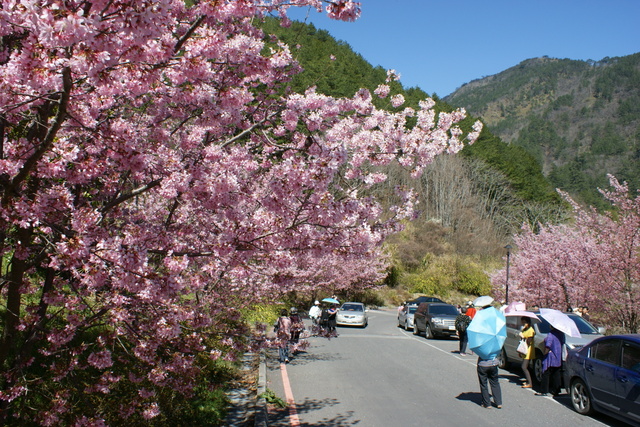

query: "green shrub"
(453, 261), (492, 295)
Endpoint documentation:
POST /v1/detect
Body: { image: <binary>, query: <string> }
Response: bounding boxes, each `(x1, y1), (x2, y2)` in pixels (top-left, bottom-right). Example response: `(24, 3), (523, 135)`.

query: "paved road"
(265, 307), (627, 426)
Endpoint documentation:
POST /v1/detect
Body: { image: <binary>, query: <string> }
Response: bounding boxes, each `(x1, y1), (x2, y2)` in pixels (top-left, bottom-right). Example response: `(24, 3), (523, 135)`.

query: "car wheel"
(498, 348), (508, 370)
(413, 322), (419, 335)
(425, 324), (434, 339)
(570, 379), (594, 415)
(533, 351), (544, 384)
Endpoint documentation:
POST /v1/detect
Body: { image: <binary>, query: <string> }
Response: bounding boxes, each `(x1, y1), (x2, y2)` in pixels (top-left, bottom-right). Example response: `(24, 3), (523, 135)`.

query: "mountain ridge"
(445, 53), (640, 207)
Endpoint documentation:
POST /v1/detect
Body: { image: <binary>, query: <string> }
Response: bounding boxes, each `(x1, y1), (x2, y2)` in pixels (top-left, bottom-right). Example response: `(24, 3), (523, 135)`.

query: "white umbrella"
(473, 295), (494, 308)
(539, 308), (581, 338)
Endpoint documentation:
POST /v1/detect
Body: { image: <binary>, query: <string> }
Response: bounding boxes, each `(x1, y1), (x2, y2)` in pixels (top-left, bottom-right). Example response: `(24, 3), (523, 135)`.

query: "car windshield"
(341, 304), (363, 312)
(537, 314), (599, 334)
(429, 305), (458, 316)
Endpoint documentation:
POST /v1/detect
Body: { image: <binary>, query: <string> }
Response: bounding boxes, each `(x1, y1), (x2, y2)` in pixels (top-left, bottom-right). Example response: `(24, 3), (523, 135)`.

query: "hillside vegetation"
(263, 18), (566, 299)
(445, 54), (640, 208)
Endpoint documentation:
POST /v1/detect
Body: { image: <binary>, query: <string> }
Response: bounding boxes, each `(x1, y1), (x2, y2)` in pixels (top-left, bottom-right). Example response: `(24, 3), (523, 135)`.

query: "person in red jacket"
(466, 301), (477, 319)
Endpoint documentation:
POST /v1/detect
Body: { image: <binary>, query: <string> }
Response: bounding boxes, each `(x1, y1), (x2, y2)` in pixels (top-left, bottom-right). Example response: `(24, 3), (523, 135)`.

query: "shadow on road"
(454, 391), (484, 406)
(267, 397), (361, 426)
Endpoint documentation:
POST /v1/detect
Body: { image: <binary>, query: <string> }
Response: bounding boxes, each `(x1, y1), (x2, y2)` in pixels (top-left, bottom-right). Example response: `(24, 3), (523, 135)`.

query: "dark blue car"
(564, 334), (640, 425)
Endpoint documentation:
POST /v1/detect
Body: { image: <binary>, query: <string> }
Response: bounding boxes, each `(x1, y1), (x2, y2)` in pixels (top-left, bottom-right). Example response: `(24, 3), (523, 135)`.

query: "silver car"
(500, 312), (605, 383)
(336, 302), (368, 327)
(398, 303), (418, 330)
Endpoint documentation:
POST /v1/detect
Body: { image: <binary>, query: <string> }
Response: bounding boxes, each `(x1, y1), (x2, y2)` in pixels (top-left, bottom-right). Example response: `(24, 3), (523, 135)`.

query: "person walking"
(519, 317), (535, 388)
(274, 309), (292, 363)
(455, 307), (472, 355)
(535, 326), (565, 396)
(289, 307), (303, 345)
(477, 355), (502, 409)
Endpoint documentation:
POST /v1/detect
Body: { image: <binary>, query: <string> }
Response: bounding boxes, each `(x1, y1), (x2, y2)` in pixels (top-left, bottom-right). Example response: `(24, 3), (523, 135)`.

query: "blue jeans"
(477, 364), (502, 407)
(278, 345), (289, 363)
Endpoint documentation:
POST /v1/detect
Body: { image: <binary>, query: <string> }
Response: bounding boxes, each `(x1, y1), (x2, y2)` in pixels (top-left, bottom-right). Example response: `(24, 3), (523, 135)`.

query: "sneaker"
(534, 392), (548, 396)
(521, 384), (532, 388)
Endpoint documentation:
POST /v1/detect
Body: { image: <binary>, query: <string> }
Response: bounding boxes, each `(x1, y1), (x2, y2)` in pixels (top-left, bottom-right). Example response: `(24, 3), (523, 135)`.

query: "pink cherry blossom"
(492, 175), (640, 332)
(0, 0), (481, 423)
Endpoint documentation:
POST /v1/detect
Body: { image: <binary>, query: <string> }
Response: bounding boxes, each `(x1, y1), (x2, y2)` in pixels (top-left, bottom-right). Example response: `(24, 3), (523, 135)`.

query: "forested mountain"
(445, 54), (640, 208)
(263, 19), (564, 253)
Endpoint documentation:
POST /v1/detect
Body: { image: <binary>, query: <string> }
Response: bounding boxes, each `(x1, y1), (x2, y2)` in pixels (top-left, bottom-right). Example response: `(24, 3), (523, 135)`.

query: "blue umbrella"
(322, 297), (339, 304)
(467, 307), (506, 360)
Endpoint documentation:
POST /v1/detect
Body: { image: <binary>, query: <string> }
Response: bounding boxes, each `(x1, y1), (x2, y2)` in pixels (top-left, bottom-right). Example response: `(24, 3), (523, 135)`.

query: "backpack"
(455, 314), (471, 332)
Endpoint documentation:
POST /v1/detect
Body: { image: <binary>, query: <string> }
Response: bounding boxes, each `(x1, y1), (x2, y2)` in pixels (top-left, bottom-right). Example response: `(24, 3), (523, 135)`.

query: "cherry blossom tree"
(492, 175), (639, 332)
(0, 0), (481, 423)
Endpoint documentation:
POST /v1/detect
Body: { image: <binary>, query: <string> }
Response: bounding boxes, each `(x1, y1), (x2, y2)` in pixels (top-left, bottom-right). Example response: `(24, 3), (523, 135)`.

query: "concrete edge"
(255, 351), (268, 427)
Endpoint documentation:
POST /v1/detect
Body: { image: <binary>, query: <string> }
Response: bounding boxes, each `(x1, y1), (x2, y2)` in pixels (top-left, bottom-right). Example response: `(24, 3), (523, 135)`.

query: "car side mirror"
(597, 326), (606, 334)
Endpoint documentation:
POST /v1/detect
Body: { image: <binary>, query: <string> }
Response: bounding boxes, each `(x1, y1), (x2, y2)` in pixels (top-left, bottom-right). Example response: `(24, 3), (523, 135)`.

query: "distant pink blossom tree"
(492, 175), (639, 332)
(0, 0), (480, 423)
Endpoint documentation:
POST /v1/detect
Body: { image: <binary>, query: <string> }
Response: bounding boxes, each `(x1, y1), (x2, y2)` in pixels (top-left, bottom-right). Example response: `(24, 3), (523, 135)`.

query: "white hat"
(314, 300), (320, 305)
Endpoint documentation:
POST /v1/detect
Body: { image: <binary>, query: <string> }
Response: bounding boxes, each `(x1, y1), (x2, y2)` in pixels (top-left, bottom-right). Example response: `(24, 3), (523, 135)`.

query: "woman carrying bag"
(518, 317), (535, 388)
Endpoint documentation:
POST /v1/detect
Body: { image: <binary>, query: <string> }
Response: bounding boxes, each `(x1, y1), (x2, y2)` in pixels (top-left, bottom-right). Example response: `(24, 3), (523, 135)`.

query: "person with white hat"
(308, 300), (322, 332)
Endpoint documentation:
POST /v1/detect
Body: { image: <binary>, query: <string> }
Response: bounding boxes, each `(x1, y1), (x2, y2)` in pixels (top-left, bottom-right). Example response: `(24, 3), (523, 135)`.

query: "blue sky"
(286, 0), (640, 97)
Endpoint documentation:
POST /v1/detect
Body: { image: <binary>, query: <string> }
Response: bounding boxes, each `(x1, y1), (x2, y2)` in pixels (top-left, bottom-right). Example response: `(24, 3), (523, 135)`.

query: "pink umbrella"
(505, 310), (539, 320)
(504, 301), (526, 313)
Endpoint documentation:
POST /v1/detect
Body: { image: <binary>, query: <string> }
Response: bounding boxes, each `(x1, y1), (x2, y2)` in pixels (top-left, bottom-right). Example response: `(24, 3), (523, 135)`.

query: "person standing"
(466, 302), (477, 319)
(327, 304), (338, 335)
(455, 307), (472, 355)
(308, 300), (321, 334)
(472, 304), (503, 409)
(535, 326), (565, 396)
(477, 355), (502, 409)
(274, 309), (292, 363)
(581, 306), (591, 322)
(519, 317), (535, 388)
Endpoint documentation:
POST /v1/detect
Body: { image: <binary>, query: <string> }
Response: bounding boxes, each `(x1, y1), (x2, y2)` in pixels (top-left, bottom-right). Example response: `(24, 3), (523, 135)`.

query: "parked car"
(398, 303), (418, 330)
(407, 296), (445, 305)
(336, 302), (368, 327)
(564, 334), (640, 425)
(413, 302), (459, 339)
(500, 311), (604, 383)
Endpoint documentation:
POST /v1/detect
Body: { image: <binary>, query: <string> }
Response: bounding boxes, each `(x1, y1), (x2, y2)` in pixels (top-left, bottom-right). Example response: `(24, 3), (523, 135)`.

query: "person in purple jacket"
(535, 326), (565, 396)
